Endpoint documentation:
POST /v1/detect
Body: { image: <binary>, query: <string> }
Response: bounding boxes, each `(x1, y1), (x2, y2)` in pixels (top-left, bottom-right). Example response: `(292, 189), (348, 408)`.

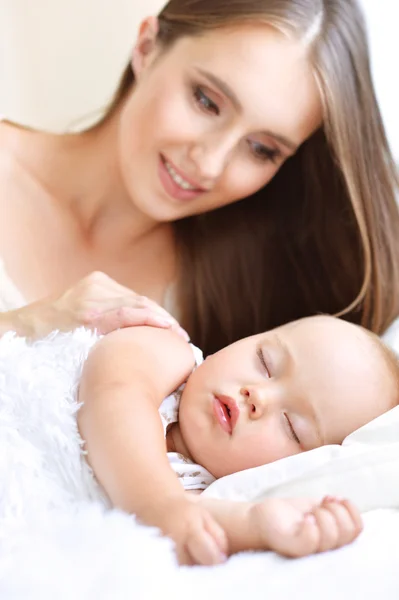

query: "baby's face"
(179, 316), (397, 478)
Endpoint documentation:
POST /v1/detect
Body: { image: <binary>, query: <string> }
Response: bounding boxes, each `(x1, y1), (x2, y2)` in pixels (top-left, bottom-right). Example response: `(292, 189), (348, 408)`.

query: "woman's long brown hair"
(110, 0), (399, 355)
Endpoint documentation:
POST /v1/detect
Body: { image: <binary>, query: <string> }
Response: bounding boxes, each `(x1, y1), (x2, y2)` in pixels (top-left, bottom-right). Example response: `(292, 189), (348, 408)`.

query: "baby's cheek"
(236, 432), (294, 470)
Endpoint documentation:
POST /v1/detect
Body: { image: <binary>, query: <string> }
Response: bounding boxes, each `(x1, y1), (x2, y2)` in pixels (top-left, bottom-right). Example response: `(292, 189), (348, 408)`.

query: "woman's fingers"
(92, 306), (189, 339)
(77, 275), (190, 338)
(86, 294), (178, 323)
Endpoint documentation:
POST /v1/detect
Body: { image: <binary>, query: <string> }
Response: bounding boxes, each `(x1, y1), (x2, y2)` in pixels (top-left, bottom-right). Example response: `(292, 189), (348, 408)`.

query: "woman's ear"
(132, 17), (160, 79)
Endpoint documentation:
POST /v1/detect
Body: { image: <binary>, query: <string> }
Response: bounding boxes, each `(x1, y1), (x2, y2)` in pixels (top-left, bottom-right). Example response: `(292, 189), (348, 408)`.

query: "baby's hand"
(250, 496), (363, 558)
(161, 498), (228, 566)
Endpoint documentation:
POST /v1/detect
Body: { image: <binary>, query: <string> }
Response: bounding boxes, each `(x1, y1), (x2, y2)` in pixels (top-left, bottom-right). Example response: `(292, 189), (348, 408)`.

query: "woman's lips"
(158, 154), (207, 202)
(213, 395), (240, 434)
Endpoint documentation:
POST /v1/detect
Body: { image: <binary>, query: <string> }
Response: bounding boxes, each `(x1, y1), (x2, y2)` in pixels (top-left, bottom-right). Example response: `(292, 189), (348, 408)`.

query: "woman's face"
(118, 19), (322, 222)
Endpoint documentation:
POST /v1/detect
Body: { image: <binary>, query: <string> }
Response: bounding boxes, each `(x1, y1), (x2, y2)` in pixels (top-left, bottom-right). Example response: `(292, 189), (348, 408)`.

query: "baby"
(77, 315), (399, 566)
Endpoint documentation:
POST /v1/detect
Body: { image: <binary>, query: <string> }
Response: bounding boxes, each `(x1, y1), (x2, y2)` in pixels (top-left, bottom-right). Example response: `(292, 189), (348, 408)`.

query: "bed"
(0, 326), (398, 599)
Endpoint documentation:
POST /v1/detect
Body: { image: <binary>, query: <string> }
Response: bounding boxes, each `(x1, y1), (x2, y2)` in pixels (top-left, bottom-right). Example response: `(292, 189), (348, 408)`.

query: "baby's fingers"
(311, 504), (339, 552)
(340, 499), (363, 536)
(203, 512), (229, 557)
(279, 513), (320, 558)
(320, 497), (363, 548)
(186, 527), (227, 566)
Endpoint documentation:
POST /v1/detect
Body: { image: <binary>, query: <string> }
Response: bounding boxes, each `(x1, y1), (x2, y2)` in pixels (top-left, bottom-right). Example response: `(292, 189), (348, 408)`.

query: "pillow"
(203, 406), (399, 513)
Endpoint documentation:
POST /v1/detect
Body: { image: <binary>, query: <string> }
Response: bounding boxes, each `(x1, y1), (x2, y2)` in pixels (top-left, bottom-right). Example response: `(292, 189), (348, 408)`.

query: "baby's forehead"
(271, 316), (383, 366)
(277, 315), (366, 342)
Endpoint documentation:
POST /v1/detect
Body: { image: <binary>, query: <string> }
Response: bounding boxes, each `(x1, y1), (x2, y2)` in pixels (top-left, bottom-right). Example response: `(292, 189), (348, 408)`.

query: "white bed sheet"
(0, 507), (398, 600)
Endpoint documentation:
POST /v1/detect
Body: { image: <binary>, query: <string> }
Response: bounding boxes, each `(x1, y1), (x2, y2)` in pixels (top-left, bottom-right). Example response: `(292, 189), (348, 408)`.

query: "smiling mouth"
(161, 155), (206, 192)
(164, 159), (198, 191)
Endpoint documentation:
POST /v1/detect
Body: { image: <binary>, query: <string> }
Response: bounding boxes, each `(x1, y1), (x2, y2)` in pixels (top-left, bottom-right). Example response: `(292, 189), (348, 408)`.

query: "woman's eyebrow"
(193, 67), (298, 152)
(195, 67), (242, 110)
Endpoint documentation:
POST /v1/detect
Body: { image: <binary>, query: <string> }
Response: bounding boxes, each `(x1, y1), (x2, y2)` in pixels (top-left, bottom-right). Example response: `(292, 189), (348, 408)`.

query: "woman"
(0, 0), (398, 356)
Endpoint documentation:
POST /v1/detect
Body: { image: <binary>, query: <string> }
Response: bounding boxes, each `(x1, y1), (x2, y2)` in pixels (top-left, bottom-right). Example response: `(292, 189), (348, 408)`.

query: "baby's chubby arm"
(78, 326), (227, 565)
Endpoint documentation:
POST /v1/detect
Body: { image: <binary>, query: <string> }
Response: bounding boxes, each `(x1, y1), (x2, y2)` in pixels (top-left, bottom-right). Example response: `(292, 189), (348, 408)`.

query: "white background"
(361, 0), (399, 159)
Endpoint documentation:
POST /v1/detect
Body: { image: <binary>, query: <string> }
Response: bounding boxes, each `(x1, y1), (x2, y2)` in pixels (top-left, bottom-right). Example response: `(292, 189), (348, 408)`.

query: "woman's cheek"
(146, 87), (205, 144)
(223, 162), (274, 202)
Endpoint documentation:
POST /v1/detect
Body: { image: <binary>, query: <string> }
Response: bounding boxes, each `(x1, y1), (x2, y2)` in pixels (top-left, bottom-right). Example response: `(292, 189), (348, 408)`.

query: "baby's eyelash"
(256, 347), (270, 376)
(284, 413), (301, 445)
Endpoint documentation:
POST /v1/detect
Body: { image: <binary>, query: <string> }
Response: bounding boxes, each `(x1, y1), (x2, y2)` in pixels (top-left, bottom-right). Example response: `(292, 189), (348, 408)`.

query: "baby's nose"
(240, 384), (268, 419)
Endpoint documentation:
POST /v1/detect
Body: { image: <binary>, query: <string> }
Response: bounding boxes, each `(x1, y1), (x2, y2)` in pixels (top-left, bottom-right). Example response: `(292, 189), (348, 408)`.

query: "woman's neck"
(0, 98), (159, 248)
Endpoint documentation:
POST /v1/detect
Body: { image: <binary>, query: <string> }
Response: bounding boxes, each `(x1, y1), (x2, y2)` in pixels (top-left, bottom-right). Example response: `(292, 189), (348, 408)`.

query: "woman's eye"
(284, 413), (301, 445)
(249, 141), (280, 164)
(193, 86), (220, 116)
(256, 347), (270, 377)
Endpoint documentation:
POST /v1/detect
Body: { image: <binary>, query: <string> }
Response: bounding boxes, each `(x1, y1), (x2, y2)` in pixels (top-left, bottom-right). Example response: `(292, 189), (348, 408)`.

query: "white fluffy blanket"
(1, 329), (399, 600)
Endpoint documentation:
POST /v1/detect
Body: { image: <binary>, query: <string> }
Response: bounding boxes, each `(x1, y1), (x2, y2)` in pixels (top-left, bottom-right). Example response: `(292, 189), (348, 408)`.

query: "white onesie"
(159, 344), (215, 491)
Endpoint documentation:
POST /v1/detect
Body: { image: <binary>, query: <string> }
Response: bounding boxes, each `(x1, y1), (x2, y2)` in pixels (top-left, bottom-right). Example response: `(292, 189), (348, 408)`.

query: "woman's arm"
(0, 272), (189, 339)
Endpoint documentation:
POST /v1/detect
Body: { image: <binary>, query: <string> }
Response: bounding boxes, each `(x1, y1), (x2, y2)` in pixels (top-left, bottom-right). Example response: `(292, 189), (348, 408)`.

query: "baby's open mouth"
(213, 395), (239, 434)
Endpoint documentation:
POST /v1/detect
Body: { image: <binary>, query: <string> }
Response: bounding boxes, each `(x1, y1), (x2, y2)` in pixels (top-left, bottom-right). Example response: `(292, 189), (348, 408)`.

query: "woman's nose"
(188, 134), (236, 181)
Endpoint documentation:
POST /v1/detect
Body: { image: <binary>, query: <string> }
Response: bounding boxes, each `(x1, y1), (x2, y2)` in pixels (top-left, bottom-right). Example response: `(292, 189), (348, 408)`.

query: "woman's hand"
(5, 271), (189, 340)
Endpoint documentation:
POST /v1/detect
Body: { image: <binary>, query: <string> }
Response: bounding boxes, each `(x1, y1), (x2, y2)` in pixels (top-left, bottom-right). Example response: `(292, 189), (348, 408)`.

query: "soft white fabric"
(0, 328), (399, 599)
(160, 344), (215, 491)
(0, 327), (211, 500)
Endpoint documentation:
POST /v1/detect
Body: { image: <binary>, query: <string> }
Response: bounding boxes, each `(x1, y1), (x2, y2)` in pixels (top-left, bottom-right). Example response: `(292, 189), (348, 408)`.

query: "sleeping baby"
(77, 315), (399, 566)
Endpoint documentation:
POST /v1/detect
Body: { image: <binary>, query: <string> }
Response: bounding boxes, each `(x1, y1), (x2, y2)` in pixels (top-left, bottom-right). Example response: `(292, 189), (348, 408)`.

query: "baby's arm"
(195, 495), (363, 558)
(78, 327), (192, 517)
(78, 327), (227, 565)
